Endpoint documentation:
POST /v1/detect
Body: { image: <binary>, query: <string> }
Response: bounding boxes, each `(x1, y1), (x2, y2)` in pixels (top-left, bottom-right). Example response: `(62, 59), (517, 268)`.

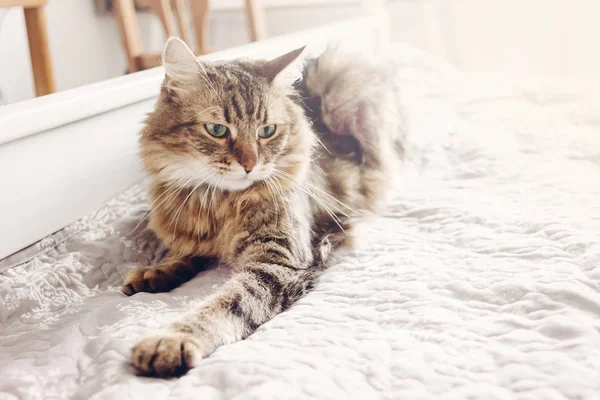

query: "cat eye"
(258, 124), (277, 139)
(204, 123), (229, 138)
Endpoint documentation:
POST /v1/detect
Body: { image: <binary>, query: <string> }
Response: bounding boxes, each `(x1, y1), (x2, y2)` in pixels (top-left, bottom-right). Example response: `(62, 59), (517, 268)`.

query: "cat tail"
(281, 235), (332, 310)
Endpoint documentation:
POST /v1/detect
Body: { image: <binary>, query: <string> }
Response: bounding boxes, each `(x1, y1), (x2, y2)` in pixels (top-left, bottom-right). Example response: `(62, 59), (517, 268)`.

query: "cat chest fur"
(148, 182), (281, 260)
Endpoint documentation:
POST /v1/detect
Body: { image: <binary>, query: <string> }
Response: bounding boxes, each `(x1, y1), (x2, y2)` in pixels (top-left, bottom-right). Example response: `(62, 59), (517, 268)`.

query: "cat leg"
(123, 255), (206, 295)
(130, 236), (318, 377)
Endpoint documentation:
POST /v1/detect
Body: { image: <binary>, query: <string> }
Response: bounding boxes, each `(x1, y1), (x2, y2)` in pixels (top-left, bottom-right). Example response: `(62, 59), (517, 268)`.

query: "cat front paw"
(131, 332), (202, 377)
(122, 267), (180, 295)
(123, 257), (199, 296)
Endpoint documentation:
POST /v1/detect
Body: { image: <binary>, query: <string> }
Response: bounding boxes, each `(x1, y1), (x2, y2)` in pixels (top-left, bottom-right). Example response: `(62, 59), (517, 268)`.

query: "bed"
(1, 16), (600, 400)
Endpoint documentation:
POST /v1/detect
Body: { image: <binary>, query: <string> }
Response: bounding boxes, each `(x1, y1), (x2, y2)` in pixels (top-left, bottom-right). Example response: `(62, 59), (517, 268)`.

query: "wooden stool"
(113, 0), (268, 73)
(0, 0), (55, 96)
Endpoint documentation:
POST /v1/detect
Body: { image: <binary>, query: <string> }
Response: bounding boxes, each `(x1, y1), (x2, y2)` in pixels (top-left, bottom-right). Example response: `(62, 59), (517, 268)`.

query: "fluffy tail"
(295, 46), (406, 162)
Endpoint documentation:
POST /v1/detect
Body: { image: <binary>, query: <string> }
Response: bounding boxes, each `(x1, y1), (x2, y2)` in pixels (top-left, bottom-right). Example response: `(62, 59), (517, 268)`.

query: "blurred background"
(1, 0), (599, 105)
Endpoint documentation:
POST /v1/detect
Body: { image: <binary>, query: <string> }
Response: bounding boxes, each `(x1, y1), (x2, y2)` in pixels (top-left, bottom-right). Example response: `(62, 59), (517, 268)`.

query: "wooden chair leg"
(172, 0), (192, 44)
(189, 0), (209, 54)
(113, 0), (144, 73)
(148, 0), (176, 37)
(23, 5), (55, 96)
(244, 0), (267, 42)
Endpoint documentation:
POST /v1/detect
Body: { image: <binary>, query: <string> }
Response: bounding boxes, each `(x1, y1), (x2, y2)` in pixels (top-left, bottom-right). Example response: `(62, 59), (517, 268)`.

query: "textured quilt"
(1, 44), (600, 400)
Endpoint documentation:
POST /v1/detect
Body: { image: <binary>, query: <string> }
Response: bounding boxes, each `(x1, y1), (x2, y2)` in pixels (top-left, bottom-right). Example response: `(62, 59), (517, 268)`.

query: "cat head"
(140, 38), (314, 192)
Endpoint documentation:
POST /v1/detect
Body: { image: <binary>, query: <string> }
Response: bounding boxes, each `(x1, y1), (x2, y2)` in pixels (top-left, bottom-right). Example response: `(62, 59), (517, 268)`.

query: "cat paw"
(131, 332), (202, 377)
(123, 258), (200, 296)
(122, 267), (178, 295)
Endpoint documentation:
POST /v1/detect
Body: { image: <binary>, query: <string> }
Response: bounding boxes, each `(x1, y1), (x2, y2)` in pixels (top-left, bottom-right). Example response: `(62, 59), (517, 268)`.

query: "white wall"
(1, 0), (599, 105)
(386, 0), (600, 76)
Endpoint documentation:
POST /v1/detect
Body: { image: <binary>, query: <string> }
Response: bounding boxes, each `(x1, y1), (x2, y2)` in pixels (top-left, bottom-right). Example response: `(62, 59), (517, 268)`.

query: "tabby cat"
(125, 38), (404, 377)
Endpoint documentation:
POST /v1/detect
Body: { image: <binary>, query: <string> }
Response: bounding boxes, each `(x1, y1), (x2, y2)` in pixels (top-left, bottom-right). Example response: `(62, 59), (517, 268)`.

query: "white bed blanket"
(2, 44), (600, 400)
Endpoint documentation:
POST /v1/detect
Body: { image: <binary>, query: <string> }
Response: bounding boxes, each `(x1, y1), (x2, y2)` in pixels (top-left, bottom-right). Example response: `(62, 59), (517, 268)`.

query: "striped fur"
(126, 39), (404, 377)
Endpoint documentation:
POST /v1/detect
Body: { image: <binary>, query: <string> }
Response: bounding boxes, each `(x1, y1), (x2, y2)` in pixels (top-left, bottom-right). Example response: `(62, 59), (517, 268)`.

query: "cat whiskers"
(200, 180), (211, 210)
(163, 169), (212, 218)
(294, 94), (315, 113)
(170, 171), (224, 241)
(208, 175), (222, 216)
(193, 175), (222, 240)
(312, 133), (331, 155)
(170, 171), (212, 240)
(198, 173), (218, 213)
(272, 171), (349, 235)
(130, 179), (180, 235)
(130, 172), (204, 235)
(264, 176), (303, 251)
(264, 179), (282, 228)
(270, 176), (292, 223)
(196, 196), (203, 241)
(197, 63), (219, 99)
(275, 168), (365, 236)
(276, 169), (360, 216)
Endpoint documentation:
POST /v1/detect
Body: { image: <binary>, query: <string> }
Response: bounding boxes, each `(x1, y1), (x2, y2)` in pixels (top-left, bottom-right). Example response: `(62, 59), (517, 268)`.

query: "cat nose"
(233, 141), (257, 173)
(237, 149), (257, 173)
(242, 161), (255, 174)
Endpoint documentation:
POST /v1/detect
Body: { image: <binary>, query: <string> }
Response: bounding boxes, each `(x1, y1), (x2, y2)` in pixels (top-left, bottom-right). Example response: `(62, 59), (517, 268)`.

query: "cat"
(124, 37), (405, 377)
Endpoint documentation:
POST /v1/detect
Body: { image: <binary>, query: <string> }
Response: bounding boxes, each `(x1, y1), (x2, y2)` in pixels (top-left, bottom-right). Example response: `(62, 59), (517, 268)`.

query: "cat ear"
(262, 46), (306, 84)
(162, 37), (200, 81)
